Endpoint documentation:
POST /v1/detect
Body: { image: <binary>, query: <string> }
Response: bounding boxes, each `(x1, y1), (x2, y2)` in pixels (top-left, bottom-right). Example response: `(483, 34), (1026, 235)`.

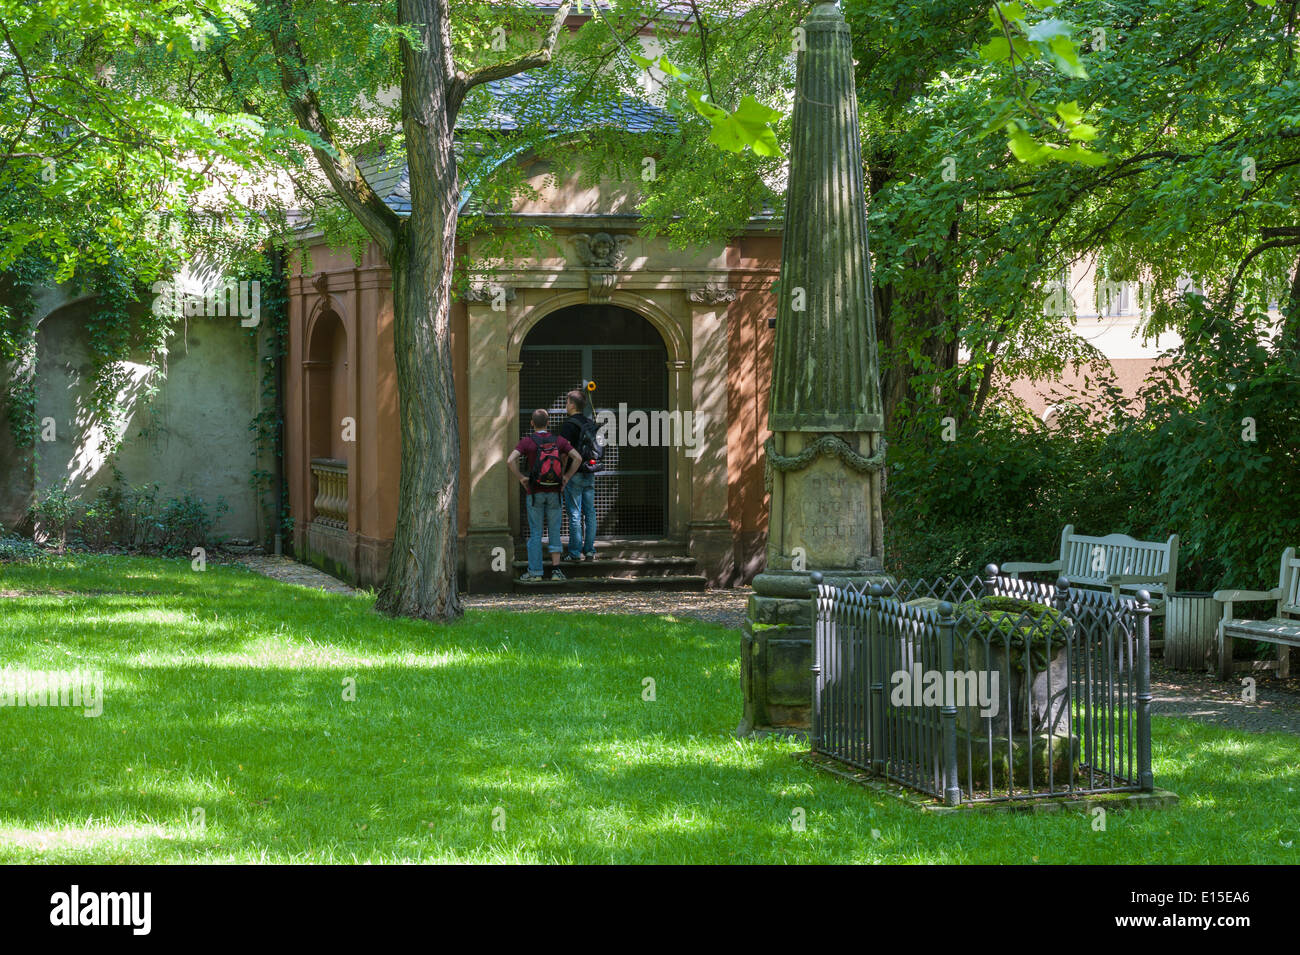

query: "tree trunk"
(374, 0), (463, 620)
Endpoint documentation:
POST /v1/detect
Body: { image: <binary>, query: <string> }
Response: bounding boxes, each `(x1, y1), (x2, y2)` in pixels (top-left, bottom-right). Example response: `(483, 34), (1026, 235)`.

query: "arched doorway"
(305, 309), (349, 529)
(518, 304), (668, 539)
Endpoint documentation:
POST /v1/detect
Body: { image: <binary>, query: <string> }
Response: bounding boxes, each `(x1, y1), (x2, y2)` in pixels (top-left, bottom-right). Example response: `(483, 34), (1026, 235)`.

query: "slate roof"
(353, 72), (673, 218)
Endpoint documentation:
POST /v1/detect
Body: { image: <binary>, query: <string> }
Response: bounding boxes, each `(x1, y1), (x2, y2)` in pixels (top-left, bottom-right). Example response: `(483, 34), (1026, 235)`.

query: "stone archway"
(517, 304), (670, 540)
(303, 308), (349, 530)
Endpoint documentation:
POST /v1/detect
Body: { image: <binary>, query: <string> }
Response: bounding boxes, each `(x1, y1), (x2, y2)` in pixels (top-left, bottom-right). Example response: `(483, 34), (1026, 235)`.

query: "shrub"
(885, 298), (1300, 597)
(0, 524), (42, 563)
(29, 483), (77, 552)
(157, 492), (228, 555)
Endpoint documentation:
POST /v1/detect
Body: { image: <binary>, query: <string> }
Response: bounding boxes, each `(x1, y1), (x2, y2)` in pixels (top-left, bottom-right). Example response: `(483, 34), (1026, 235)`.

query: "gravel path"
(236, 555), (750, 628)
(1149, 659), (1300, 736)
(236, 556), (1300, 736)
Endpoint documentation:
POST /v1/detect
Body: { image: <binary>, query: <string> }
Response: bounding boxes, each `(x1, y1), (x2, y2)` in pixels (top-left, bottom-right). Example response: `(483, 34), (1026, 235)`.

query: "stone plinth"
(739, 568), (890, 737)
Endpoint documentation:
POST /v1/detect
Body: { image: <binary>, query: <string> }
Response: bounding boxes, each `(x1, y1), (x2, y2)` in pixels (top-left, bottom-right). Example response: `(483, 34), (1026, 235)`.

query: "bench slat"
(1223, 618), (1300, 646)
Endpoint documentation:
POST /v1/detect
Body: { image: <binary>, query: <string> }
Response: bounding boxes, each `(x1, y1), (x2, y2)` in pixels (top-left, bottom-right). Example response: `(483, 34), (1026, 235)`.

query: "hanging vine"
(0, 252), (55, 466)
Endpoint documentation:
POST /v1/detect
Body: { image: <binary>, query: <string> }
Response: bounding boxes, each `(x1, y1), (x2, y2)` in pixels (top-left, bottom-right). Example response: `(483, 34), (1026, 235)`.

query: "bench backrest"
(1058, 524), (1179, 596)
(1280, 547), (1300, 620)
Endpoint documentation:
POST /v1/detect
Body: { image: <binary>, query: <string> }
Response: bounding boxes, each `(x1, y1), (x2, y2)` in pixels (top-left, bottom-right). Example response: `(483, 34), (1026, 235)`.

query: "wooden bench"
(1213, 547), (1300, 680)
(1002, 524), (1179, 616)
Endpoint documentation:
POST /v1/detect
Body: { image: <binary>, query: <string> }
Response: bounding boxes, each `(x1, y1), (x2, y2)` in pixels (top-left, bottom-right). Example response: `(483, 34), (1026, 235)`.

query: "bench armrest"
(1212, 588), (1281, 603)
(1001, 560), (1062, 574)
(1106, 573), (1170, 586)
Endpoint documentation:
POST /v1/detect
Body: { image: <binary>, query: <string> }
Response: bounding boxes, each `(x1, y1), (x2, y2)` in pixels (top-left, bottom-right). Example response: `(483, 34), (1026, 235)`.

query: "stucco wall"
(0, 291), (272, 541)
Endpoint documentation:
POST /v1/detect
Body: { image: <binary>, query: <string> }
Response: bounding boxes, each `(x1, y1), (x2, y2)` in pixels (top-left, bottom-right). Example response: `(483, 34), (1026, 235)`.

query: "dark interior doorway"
(518, 304), (669, 539)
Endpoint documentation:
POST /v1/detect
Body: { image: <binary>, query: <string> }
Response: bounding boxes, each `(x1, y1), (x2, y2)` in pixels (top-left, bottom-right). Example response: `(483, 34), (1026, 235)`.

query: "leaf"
(1026, 17), (1072, 43)
(1046, 34), (1088, 78)
(1055, 100), (1084, 125)
(979, 36), (1013, 62)
(733, 94), (781, 126)
(1051, 143), (1109, 165)
(1007, 127), (1051, 163)
(656, 54), (689, 81)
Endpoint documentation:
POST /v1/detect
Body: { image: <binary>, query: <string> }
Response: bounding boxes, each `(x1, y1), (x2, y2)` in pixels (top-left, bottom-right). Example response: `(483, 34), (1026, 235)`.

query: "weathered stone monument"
(739, 1), (890, 736)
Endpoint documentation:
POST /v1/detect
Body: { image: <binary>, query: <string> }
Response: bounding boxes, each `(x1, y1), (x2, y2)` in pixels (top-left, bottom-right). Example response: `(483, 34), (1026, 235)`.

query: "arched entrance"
(518, 304), (669, 539)
(304, 309), (349, 529)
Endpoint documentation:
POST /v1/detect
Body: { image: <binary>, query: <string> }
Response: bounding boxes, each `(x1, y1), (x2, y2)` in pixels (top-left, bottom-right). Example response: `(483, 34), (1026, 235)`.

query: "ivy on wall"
(247, 250), (292, 543)
(0, 252), (55, 467)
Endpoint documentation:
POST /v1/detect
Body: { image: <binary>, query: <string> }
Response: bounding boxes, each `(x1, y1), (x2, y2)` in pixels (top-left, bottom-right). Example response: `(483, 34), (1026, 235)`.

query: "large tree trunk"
(374, 0), (463, 620)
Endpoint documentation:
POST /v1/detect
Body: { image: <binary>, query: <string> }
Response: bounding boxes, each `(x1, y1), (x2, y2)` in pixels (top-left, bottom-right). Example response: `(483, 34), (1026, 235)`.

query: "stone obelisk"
(739, 1), (889, 737)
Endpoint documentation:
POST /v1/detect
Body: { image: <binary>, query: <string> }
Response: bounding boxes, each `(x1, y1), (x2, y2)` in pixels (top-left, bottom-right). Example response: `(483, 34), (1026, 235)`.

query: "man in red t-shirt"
(508, 409), (582, 581)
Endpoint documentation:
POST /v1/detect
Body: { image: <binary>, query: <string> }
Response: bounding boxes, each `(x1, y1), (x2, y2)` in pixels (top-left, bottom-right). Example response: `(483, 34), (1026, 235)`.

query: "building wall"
(285, 165), (783, 590)
(0, 286), (271, 541)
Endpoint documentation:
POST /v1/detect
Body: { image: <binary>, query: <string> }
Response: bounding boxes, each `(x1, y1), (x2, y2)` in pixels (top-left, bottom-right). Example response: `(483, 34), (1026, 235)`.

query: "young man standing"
(508, 409), (582, 581)
(559, 390), (599, 562)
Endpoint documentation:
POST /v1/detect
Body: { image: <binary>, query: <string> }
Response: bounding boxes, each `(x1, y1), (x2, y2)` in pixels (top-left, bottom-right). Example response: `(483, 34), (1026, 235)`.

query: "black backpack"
(574, 414), (605, 473)
(529, 433), (565, 489)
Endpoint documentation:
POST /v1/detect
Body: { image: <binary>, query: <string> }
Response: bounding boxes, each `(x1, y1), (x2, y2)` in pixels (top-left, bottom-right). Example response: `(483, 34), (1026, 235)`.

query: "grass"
(0, 554), (1297, 863)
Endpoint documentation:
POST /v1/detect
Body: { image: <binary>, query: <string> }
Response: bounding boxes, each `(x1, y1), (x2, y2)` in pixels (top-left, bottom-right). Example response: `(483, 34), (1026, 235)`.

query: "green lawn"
(0, 555), (1296, 863)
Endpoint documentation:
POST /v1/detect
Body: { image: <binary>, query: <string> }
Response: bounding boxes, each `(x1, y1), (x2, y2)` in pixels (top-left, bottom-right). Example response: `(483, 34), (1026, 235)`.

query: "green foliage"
(846, 0), (1300, 427)
(977, 1), (1106, 165)
(29, 482), (77, 551)
(887, 296), (1300, 596)
(157, 492), (229, 555)
(0, 527), (42, 563)
(22, 474), (227, 556)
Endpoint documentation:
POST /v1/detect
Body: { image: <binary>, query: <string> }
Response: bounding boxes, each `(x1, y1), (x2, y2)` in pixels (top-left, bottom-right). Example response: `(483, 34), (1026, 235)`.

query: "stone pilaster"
(464, 300), (516, 592)
(687, 293), (733, 586)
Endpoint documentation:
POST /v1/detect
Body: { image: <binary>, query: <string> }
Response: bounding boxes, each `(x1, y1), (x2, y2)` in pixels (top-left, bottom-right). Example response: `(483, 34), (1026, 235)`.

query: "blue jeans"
(525, 491), (563, 575)
(564, 471), (596, 558)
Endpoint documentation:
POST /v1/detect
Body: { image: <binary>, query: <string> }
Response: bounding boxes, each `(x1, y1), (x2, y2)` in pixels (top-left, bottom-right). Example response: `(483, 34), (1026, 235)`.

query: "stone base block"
(739, 568), (894, 737)
(305, 521), (355, 584)
(739, 619), (813, 736)
(465, 527), (514, 593)
(688, 521), (735, 588)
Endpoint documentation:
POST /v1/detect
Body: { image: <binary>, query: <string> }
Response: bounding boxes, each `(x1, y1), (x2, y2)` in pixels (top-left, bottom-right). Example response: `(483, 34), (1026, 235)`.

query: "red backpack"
(529, 434), (564, 490)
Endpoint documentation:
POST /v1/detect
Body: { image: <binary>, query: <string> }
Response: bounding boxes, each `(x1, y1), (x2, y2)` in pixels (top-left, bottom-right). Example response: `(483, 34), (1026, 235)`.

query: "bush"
(157, 492), (228, 555)
(885, 299), (1300, 595)
(29, 483), (77, 552)
(0, 524), (42, 563)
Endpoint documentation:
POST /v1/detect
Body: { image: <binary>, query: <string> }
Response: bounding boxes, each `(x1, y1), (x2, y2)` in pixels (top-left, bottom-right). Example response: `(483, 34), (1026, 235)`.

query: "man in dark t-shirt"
(507, 408), (581, 581)
(558, 389), (598, 561)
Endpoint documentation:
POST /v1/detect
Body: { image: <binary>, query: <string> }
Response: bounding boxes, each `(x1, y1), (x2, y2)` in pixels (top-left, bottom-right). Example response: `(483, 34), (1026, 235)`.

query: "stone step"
(510, 556), (697, 579)
(511, 574), (709, 593)
(513, 538), (689, 561)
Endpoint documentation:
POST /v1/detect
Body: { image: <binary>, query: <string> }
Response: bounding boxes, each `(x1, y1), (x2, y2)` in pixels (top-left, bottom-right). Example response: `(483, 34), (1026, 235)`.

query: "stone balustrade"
(310, 458), (348, 528)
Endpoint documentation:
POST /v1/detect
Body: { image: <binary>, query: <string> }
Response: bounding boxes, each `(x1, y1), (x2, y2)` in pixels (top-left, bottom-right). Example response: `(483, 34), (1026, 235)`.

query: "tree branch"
(265, 0), (401, 256)
(1222, 235), (1300, 316)
(445, 1), (572, 120)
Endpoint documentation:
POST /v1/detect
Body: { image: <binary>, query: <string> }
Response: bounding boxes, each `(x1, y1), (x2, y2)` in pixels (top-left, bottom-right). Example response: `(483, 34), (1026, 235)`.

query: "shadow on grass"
(1, 556), (1297, 863)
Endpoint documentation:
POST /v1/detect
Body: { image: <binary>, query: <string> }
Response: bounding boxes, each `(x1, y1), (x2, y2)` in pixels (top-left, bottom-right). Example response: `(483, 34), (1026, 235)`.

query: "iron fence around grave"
(811, 565), (1154, 806)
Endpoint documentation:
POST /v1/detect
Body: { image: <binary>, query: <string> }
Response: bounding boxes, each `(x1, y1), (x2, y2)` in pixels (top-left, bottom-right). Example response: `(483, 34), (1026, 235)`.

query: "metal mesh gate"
(518, 306), (669, 541)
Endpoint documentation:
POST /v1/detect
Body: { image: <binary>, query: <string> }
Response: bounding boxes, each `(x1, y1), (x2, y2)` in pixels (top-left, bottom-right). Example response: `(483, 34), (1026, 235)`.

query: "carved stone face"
(590, 234), (615, 262)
